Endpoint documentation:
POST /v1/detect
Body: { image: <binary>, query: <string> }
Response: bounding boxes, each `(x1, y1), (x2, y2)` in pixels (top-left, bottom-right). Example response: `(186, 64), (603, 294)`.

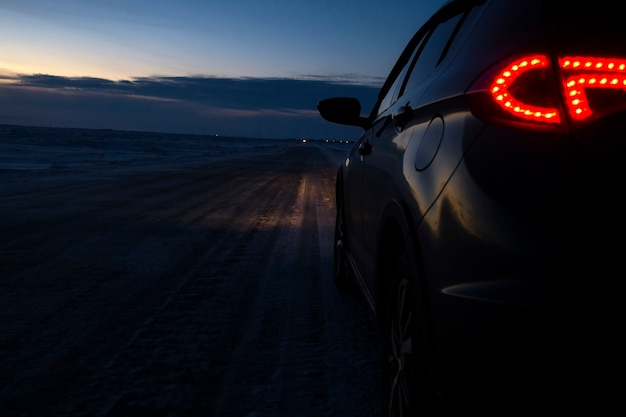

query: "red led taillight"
(560, 56), (626, 121)
(467, 53), (626, 132)
(490, 55), (561, 124)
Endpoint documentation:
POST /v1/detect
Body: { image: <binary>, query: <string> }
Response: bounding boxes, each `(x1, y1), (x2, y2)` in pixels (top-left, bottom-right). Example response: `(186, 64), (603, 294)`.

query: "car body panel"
(317, 0), (626, 410)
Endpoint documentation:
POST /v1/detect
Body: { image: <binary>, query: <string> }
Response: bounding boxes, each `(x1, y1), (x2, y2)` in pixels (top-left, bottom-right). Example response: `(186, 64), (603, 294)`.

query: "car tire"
(382, 249), (440, 417)
(332, 195), (354, 292)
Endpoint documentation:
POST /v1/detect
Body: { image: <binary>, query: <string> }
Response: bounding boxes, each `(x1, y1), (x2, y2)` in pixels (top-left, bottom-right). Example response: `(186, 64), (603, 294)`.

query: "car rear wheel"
(382, 250), (440, 417)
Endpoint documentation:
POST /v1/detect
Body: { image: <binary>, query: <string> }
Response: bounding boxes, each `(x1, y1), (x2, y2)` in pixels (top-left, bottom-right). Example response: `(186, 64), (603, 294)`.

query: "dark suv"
(317, 0), (625, 415)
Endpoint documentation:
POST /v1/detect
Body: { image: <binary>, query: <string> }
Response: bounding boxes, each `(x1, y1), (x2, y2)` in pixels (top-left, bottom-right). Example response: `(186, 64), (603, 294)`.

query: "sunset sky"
(0, 0), (445, 139)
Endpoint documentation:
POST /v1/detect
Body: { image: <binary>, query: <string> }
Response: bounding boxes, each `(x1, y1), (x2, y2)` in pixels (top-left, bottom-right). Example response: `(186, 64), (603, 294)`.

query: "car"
(317, 0), (625, 415)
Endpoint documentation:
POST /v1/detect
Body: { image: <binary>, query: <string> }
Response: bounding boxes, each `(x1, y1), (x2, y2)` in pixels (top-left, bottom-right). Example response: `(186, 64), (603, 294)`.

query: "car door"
(341, 127), (371, 276)
(357, 3), (474, 286)
(341, 27), (429, 288)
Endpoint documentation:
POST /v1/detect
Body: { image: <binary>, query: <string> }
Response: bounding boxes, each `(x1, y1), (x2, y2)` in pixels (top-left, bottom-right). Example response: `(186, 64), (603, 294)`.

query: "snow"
(0, 123), (380, 417)
(0, 125), (290, 187)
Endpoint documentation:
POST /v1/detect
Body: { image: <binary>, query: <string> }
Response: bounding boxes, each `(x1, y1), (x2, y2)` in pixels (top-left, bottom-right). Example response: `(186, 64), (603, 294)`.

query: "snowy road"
(0, 141), (382, 417)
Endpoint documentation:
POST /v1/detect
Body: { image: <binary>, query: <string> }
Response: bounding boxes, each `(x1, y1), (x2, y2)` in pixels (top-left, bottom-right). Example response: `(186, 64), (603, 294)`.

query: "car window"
(373, 1), (484, 118)
(376, 36), (426, 116)
(377, 67), (404, 115)
(400, 12), (464, 98)
(438, 4), (486, 64)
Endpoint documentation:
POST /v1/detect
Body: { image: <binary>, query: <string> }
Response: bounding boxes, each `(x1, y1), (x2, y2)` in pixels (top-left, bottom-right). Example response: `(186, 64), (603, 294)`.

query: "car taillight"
(490, 55), (561, 125)
(466, 54), (626, 132)
(560, 56), (626, 122)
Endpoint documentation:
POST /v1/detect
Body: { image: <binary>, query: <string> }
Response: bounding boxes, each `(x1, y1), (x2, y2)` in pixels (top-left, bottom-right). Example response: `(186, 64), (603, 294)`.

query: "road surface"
(0, 142), (383, 417)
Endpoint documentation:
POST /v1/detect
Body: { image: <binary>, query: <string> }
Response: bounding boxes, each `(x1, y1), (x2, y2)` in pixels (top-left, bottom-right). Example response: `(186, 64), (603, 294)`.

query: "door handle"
(393, 102), (413, 129)
(358, 142), (372, 156)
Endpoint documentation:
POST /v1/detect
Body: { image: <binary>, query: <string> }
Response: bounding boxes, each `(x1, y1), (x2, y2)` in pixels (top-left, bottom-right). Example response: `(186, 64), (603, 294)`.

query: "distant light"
(302, 139), (307, 143)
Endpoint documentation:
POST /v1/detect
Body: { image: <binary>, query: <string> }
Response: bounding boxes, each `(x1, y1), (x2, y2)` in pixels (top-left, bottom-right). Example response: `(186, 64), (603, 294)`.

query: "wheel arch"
(374, 198), (432, 336)
(375, 197), (444, 402)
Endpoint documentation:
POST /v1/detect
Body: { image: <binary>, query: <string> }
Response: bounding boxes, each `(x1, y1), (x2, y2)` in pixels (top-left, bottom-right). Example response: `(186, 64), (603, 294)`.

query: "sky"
(0, 0), (446, 139)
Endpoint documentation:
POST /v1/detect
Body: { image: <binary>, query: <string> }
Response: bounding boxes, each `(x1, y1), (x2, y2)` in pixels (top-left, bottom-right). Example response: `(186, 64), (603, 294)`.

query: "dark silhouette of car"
(317, 0), (625, 415)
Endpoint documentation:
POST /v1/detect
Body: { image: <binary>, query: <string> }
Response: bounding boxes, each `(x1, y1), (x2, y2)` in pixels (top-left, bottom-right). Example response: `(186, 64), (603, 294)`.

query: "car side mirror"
(317, 97), (370, 129)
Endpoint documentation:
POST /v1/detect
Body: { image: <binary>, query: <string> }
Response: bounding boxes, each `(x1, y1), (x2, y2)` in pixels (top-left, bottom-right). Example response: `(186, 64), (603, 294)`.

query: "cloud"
(0, 73), (380, 138)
